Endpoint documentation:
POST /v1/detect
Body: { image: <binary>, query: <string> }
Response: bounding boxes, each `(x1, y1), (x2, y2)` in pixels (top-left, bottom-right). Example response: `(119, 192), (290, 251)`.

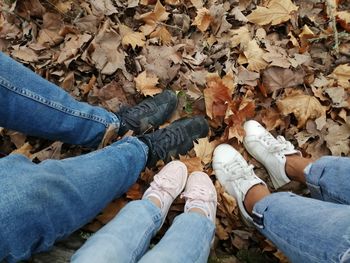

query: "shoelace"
(150, 172), (180, 198)
(181, 186), (216, 202)
(119, 102), (154, 129)
(224, 161), (255, 183)
(153, 126), (185, 159)
(259, 133), (294, 153)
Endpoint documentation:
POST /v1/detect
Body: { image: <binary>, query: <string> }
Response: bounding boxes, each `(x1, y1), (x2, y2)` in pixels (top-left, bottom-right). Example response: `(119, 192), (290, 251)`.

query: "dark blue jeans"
(0, 52), (148, 262)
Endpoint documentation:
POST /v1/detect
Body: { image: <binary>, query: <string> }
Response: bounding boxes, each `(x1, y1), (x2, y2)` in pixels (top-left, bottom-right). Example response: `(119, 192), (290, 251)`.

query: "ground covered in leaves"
(1, 0), (350, 262)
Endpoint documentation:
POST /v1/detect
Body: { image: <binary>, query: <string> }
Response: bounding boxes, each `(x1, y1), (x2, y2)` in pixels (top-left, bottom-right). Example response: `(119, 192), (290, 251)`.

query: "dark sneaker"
(139, 116), (209, 167)
(116, 90), (177, 136)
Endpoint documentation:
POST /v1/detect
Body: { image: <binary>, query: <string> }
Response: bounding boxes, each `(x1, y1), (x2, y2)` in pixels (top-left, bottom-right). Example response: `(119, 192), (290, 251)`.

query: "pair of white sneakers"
(213, 120), (300, 226)
(143, 161), (217, 226)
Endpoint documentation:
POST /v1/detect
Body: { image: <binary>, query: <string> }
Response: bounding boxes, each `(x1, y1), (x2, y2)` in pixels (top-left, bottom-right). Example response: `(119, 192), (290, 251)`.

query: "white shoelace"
(150, 173), (179, 198)
(224, 161), (255, 183)
(259, 133), (294, 153)
(181, 186), (216, 202)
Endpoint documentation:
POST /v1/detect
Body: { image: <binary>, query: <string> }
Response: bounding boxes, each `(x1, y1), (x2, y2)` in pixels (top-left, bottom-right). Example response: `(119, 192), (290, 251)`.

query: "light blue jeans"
(0, 52), (149, 262)
(72, 200), (215, 263)
(253, 156), (350, 263)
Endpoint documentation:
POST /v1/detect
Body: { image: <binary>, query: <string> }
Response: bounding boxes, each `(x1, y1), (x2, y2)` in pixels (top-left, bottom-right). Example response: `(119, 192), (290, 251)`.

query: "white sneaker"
(181, 172), (217, 224)
(212, 144), (266, 227)
(243, 120), (300, 189)
(143, 160), (188, 226)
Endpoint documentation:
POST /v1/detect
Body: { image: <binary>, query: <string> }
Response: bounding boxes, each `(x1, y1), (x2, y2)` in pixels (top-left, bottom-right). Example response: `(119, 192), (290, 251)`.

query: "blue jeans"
(72, 200), (215, 263)
(0, 53), (149, 262)
(253, 156), (350, 263)
(0, 52), (120, 147)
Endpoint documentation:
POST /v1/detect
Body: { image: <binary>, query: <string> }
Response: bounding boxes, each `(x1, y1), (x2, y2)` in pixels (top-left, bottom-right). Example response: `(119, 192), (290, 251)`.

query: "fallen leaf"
(150, 26), (172, 45)
(325, 121), (350, 156)
(194, 137), (216, 165)
(247, 0), (298, 26)
(328, 64), (350, 89)
(262, 67), (305, 95)
(89, 0), (117, 16)
(243, 40), (268, 72)
(277, 94), (326, 128)
(192, 8), (213, 32)
(179, 155), (203, 173)
(140, 1), (170, 35)
(134, 71), (162, 96)
(120, 25), (145, 49)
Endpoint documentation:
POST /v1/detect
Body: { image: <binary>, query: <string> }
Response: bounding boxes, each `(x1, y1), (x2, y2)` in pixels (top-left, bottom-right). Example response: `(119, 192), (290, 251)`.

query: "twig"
(325, 0), (339, 53)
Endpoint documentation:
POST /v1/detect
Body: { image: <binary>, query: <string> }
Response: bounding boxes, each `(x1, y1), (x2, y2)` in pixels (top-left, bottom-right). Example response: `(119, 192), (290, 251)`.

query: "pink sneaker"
(181, 172), (217, 223)
(143, 160), (188, 226)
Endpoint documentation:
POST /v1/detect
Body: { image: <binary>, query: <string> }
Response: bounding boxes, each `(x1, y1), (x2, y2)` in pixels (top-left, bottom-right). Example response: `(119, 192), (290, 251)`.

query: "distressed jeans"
(252, 156), (350, 263)
(71, 200), (215, 263)
(0, 52), (149, 262)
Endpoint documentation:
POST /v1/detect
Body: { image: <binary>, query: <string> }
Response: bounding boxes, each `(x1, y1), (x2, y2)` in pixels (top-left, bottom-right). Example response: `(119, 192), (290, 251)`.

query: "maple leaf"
(120, 25), (145, 49)
(225, 98), (255, 142)
(277, 94), (326, 128)
(179, 155), (203, 173)
(150, 26), (172, 45)
(262, 67), (305, 95)
(203, 73), (233, 119)
(328, 64), (350, 89)
(192, 8), (213, 32)
(140, 1), (169, 35)
(134, 71), (162, 96)
(243, 40), (268, 72)
(247, 0), (298, 26)
(194, 137), (217, 165)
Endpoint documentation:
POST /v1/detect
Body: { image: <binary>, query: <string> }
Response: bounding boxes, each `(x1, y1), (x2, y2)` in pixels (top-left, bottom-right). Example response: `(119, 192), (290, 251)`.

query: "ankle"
(243, 184), (270, 215)
(148, 196), (162, 209)
(285, 155), (313, 184)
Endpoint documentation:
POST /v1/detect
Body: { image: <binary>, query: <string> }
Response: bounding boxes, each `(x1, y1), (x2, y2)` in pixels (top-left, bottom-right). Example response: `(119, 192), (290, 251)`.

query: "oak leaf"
(247, 0), (298, 26)
(134, 71), (162, 96)
(192, 8), (213, 32)
(277, 94), (326, 128)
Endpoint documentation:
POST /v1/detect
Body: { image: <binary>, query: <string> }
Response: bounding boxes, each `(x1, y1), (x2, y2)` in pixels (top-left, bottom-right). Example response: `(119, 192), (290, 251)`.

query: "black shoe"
(116, 90), (177, 135)
(139, 116), (209, 167)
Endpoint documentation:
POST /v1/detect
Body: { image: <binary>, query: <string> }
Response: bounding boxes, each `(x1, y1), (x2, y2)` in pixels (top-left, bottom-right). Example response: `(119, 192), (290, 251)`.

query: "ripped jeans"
(252, 156), (350, 263)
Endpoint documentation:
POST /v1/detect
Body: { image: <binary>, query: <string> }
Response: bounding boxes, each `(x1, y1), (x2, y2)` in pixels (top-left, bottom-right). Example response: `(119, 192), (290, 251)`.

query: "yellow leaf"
(150, 26), (172, 44)
(120, 25), (145, 49)
(134, 71), (162, 96)
(328, 64), (350, 89)
(194, 137), (217, 165)
(277, 94), (326, 128)
(192, 8), (213, 32)
(243, 40), (268, 72)
(179, 155), (203, 173)
(247, 0), (298, 26)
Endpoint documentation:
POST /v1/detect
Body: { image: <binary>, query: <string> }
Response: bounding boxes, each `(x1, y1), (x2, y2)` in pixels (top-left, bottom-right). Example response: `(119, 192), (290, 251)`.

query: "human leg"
(213, 143), (350, 263)
(0, 52), (177, 146)
(139, 172), (217, 263)
(0, 137), (148, 263)
(72, 161), (188, 263)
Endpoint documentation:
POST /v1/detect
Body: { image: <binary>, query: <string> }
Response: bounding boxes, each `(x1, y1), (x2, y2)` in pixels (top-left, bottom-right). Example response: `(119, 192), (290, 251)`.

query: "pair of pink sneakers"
(143, 161), (217, 226)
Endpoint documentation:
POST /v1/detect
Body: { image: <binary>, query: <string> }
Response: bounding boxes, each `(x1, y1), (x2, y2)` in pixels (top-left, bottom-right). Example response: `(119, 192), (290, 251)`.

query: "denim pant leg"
(0, 52), (119, 147)
(253, 192), (350, 263)
(0, 137), (147, 263)
(72, 200), (163, 263)
(139, 213), (215, 263)
(305, 156), (350, 204)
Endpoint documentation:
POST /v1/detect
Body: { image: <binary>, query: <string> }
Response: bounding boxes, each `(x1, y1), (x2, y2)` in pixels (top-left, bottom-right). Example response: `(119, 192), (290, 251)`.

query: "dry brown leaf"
(179, 155), (203, 173)
(96, 198), (127, 224)
(190, 0), (203, 9)
(140, 1), (170, 35)
(261, 108), (284, 131)
(204, 73), (233, 119)
(247, 0), (298, 26)
(262, 67), (305, 95)
(134, 71), (162, 96)
(194, 137), (216, 165)
(230, 26), (251, 48)
(10, 142), (32, 158)
(57, 33), (92, 64)
(328, 64), (350, 89)
(126, 183), (143, 200)
(243, 40), (268, 72)
(325, 121), (350, 156)
(192, 8), (213, 32)
(89, 0), (117, 16)
(277, 94), (326, 128)
(150, 26), (172, 45)
(11, 46), (38, 62)
(120, 25), (145, 49)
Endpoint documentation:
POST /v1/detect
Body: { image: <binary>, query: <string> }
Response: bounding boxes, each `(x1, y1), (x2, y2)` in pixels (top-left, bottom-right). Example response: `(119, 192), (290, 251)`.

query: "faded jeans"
(252, 156), (350, 263)
(71, 200), (215, 263)
(0, 52), (148, 262)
